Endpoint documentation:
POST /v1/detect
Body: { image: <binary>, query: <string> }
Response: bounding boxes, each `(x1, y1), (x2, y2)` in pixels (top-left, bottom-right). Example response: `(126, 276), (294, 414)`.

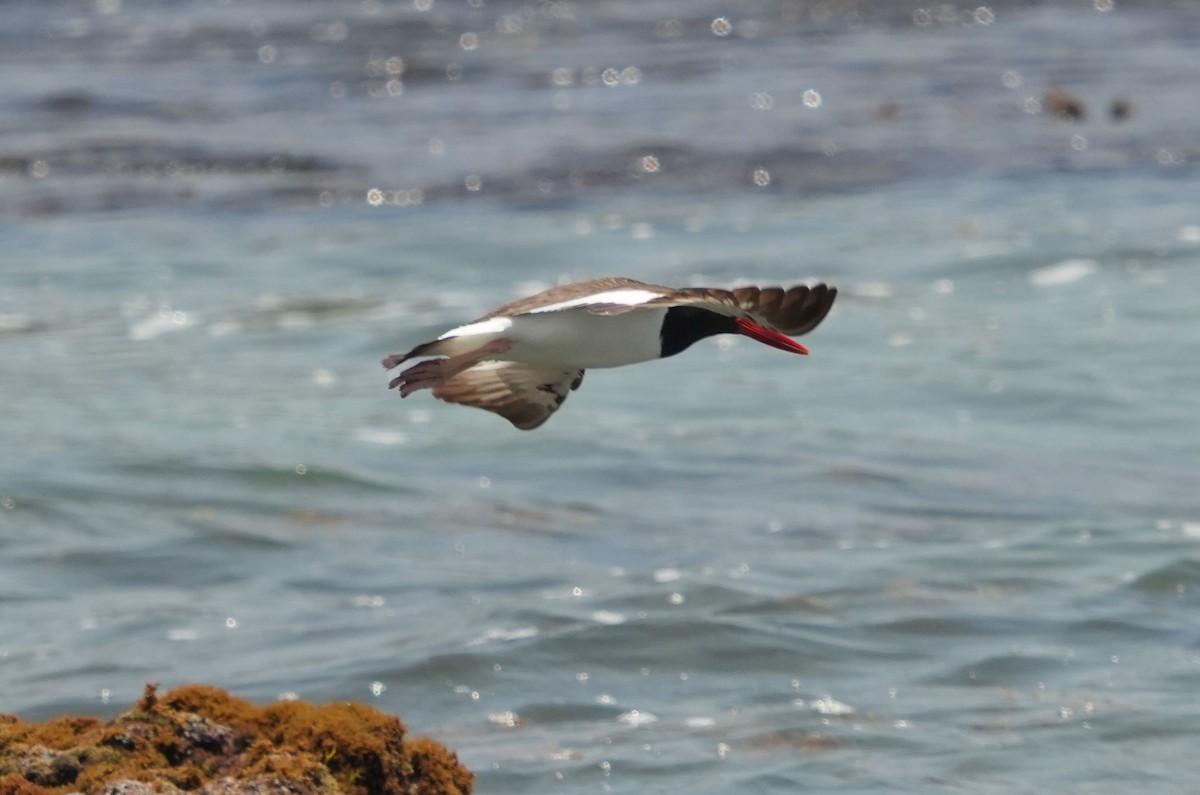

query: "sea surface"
(3, 1), (1200, 792)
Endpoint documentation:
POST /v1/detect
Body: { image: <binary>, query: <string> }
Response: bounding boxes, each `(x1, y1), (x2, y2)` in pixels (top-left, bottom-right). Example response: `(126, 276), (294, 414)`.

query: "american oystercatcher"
(382, 277), (836, 430)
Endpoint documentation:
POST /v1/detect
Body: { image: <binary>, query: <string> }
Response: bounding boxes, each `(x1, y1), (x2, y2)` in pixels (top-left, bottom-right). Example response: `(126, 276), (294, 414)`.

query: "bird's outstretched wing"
(432, 362), (585, 430)
(509, 279), (837, 335)
(458, 279), (835, 336)
(642, 283), (837, 336)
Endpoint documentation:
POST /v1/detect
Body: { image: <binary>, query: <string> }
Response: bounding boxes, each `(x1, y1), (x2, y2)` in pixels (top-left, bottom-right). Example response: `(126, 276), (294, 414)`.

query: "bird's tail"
(381, 339), (447, 370)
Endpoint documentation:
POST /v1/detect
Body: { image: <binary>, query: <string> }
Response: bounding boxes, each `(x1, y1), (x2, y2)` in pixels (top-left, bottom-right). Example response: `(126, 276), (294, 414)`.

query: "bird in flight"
(382, 277), (836, 430)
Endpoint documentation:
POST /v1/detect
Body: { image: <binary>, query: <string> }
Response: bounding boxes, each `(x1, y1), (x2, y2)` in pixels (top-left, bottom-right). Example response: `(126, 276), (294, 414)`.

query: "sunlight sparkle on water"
(617, 709), (658, 727)
(600, 67), (640, 86)
(1028, 258), (1097, 286)
(129, 305), (193, 341)
(468, 626), (538, 646)
(1176, 225), (1200, 243)
(488, 711), (520, 728)
(653, 567), (682, 583)
(354, 428), (407, 445)
(810, 696), (854, 716)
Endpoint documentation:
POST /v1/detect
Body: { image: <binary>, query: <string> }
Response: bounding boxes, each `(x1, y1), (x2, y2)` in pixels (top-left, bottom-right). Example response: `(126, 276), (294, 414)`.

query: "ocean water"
(3, 1), (1200, 792)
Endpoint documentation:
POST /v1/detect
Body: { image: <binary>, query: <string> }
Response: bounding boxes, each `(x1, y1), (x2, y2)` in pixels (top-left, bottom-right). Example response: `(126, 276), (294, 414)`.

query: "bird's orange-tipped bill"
(735, 317), (809, 355)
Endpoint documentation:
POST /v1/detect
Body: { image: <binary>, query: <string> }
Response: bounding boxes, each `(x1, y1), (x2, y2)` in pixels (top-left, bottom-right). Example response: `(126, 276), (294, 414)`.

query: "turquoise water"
(4, 1), (1200, 792)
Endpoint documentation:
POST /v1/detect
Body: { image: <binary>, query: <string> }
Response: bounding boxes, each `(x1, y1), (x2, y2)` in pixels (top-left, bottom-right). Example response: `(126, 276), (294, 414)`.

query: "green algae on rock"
(0, 684), (473, 795)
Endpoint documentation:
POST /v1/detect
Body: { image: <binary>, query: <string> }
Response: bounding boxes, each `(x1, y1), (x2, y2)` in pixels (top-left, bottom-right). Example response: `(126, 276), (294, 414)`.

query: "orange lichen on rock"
(0, 684), (473, 795)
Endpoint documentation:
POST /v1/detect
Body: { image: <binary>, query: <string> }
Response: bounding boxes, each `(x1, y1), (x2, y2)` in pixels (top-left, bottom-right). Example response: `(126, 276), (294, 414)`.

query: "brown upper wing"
(432, 362), (585, 430)
(479, 277), (670, 320)
(478, 278), (835, 334)
(642, 283), (836, 336)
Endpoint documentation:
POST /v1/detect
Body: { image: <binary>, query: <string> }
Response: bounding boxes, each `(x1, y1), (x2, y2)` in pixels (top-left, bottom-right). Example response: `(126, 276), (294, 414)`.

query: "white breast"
(504, 307), (667, 369)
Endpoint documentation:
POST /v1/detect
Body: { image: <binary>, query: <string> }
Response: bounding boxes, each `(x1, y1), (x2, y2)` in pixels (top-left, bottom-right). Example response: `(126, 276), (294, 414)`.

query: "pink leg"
(389, 339), (512, 397)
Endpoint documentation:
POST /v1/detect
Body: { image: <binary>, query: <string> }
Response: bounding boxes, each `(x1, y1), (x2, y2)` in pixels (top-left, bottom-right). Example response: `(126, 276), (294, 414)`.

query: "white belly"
(504, 308), (667, 369)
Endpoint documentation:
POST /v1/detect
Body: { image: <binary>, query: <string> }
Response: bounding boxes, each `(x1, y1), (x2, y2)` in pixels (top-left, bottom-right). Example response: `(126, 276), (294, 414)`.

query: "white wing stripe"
(525, 289), (663, 314)
(439, 316), (513, 339)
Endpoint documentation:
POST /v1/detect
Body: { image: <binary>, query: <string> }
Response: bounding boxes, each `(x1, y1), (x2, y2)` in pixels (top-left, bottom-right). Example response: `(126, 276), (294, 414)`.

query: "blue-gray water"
(4, 1), (1200, 792)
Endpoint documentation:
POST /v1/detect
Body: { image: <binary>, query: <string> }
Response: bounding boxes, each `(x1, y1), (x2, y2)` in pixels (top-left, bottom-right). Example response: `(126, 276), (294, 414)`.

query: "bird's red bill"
(735, 317), (809, 355)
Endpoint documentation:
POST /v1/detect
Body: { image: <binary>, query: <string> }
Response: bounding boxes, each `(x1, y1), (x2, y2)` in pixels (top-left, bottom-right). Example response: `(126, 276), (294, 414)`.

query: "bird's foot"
(388, 338), (512, 397)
